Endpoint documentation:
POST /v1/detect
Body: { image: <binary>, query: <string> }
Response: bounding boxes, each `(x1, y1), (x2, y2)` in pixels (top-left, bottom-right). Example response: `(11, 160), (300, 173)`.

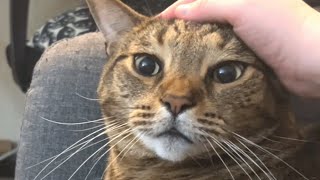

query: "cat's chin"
(138, 133), (199, 162)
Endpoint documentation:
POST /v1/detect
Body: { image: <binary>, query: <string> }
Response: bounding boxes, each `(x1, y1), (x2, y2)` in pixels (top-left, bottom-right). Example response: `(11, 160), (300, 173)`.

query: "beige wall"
(0, 0), (82, 141)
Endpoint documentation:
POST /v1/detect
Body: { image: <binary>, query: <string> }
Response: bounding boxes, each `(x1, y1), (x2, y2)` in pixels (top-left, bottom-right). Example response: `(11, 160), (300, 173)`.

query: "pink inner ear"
(87, 0), (145, 46)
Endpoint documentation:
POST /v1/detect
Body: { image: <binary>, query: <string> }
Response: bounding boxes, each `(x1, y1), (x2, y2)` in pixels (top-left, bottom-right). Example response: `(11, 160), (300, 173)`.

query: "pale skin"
(160, 0), (320, 98)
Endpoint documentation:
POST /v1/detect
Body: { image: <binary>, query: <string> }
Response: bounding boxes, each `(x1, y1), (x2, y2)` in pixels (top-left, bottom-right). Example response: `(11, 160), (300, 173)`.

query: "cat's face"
(88, 0), (286, 162)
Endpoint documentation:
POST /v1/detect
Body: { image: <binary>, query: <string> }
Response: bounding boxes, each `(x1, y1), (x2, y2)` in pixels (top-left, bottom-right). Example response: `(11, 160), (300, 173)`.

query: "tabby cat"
(87, 0), (320, 179)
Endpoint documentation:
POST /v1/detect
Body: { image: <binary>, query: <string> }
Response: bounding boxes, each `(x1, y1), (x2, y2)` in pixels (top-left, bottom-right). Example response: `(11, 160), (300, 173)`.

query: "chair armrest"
(9, 0), (30, 91)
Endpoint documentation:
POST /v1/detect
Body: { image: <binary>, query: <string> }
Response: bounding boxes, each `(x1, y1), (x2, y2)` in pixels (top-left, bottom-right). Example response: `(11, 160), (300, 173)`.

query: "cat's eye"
(212, 62), (246, 84)
(134, 54), (161, 77)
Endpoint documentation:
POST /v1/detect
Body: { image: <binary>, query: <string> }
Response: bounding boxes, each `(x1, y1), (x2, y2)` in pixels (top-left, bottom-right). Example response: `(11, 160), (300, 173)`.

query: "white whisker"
(233, 132), (309, 180)
(221, 140), (257, 180)
(68, 142), (109, 180)
(119, 133), (142, 162)
(234, 139), (276, 180)
(29, 121), (128, 171)
(203, 131), (253, 180)
(26, 138), (107, 169)
(100, 131), (140, 179)
(204, 136), (235, 180)
(39, 130), (108, 180)
(32, 125), (108, 180)
(75, 92), (101, 101)
(223, 140), (264, 180)
(272, 135), (319, 144)
(84, 149), (109, 180)
(33, 121), (126, 179)
(27, 121), (123, 170)
(67, 129), (133, 180)
(39, 116), (106, 126)
(261, 136), (290, 145)
(69, 124), (106, 132)
(202, 143), (215, 167)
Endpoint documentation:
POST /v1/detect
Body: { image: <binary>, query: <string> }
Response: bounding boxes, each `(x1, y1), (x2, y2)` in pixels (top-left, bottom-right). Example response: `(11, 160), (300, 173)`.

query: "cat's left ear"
(86, 0), (146, 55)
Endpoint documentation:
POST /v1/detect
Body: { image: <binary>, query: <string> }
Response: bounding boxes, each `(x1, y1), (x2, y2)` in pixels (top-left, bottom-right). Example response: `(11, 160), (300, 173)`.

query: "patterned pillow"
(27, 0), (179, 51)
(27, 7), (97, 51)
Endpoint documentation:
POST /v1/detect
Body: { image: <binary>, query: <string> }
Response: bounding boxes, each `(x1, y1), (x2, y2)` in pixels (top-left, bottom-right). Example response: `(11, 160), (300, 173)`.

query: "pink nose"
(161, 95), (194, 116)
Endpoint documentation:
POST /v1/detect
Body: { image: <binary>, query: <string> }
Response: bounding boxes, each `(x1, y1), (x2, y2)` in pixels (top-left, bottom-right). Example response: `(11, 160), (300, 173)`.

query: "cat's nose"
(161, 95), (195, 116)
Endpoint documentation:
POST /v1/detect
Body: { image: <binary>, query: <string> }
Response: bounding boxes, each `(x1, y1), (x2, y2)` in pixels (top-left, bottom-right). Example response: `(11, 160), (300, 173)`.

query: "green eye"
(134, 54), (161, 77)
(213, 62), (245, 84)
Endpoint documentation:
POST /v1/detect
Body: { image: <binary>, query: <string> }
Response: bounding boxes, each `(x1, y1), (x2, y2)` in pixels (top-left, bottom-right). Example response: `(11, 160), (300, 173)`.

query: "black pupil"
(216, 65), (237, 83)
(138, 57), (157, 76)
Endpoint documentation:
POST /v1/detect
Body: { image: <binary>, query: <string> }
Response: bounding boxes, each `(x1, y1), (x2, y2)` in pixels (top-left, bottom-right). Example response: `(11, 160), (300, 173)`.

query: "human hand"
(161, 0), (320, 98)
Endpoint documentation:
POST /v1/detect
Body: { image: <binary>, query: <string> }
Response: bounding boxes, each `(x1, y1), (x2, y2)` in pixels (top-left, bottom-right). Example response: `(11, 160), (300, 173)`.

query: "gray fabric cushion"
(15, 32), (108, 180)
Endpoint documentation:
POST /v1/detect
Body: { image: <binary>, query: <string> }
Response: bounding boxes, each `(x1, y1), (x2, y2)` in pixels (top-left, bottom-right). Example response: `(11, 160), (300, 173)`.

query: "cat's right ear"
(86, 0), (145, 55)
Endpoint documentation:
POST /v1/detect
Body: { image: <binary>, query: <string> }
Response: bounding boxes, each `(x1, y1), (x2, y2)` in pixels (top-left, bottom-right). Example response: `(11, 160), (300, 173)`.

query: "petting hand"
(161, 0), (320, 98)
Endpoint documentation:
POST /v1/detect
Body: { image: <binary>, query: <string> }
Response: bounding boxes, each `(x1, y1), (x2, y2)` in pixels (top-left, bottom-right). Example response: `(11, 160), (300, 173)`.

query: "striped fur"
(86, 0), (320, 179)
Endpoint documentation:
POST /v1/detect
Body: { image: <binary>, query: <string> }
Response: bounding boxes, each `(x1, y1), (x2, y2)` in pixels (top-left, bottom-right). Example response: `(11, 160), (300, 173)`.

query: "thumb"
(174, 0), (242, 24)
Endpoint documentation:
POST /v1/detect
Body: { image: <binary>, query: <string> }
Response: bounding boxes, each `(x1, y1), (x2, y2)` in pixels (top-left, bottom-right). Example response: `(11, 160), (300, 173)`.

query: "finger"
(160, 0), (197, 19)
(174, 0), (244, 24)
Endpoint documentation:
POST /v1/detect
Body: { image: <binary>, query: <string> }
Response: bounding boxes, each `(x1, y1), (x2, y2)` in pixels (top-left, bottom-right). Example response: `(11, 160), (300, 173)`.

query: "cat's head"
(88, 0), (294, 162)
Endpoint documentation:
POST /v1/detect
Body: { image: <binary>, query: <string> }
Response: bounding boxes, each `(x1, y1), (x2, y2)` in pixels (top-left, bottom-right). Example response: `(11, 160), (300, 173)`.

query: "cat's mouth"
(157, 128), (193, 143)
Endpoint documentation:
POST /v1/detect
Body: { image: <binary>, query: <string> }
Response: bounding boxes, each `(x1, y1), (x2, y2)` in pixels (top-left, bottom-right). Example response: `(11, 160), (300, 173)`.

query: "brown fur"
(87, 0), (320, 179)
